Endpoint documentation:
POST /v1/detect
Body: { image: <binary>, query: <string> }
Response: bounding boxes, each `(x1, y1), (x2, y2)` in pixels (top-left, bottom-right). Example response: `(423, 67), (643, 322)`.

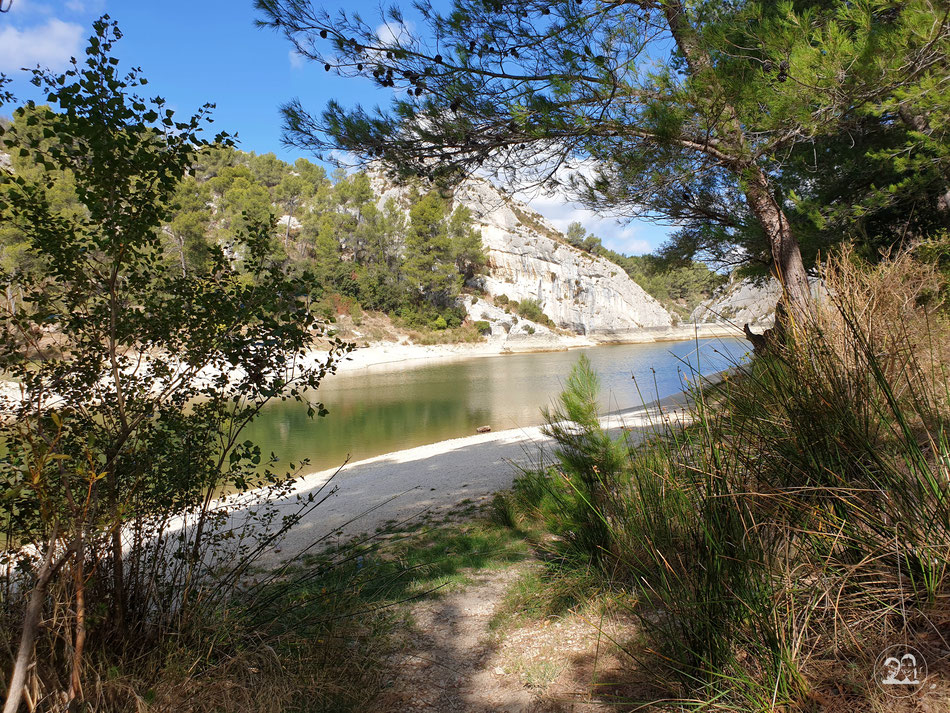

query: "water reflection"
(241, 337), (749, 474)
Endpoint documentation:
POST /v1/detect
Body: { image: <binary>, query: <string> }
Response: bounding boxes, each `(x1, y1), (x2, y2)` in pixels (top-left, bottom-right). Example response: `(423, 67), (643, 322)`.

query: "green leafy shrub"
(431, 315), (448, 330)
(515, 298), (555, 328)
(474, 320), (491, 335)
(348, 300), (363, 325)
(315, 299), (335, 322)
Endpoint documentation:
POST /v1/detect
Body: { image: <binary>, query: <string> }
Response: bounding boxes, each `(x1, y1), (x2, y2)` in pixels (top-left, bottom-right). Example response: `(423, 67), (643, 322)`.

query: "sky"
(0, 0), (672, 256)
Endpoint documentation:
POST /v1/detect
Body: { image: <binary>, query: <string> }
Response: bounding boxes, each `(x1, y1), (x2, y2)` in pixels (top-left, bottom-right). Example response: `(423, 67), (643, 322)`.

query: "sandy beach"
(219, 389), (694, 559)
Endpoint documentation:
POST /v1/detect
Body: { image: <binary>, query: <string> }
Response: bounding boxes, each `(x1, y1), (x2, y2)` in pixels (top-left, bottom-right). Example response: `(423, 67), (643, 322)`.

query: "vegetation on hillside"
(563, 221), (726, 318)
(0, 118), (488, 336)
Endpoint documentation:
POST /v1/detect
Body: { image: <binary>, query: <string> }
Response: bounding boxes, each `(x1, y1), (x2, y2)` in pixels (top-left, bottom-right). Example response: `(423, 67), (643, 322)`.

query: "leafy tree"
(565, 221), (587, 250)
(211, 166), (275, 244)
(448, 204), (486, 282)
(372, 196), (407, 272)
(656, 1), (950, 273)
(353, 197), (408, 311)
(292, 156), (329, 188)
(257, 0), (949, 328)
(195, 143), (239, 179)
(403, 192), (459, 309)
(0, 19), (347, 708)
(166, 177), (212, 275)
(246, 150), (288, 188)
(256, 0), (808, 321)
(336, 170), (374, 214)
(306, 210), (354, 293)
(275, 172), (312, 249)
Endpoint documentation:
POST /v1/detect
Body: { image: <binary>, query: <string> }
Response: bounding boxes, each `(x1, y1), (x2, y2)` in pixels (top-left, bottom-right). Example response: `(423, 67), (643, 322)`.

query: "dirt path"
(377, 565), (629, 713)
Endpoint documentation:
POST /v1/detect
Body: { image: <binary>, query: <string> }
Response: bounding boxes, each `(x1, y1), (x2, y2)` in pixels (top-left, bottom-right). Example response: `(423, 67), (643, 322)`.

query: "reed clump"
(512, 244), (950, 709)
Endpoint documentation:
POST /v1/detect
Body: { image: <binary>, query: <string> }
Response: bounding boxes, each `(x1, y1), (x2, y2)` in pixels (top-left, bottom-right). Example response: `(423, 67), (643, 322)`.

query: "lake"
(240, 336), (750, 475)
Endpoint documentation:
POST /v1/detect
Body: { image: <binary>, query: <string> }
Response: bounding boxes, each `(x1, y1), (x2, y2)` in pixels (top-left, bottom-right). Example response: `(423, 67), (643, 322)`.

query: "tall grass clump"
(515, 244), (950, 709)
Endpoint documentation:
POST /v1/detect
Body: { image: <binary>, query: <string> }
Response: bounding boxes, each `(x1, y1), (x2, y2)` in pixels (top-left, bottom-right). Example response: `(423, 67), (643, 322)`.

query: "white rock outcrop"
(453, 180), (672, 338)
(369, 172), (674, 338)
(690, 275), (825, 326)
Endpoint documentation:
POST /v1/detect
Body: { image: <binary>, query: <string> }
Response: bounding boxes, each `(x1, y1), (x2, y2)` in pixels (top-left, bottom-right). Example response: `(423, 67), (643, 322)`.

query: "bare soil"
(376, 564), (640, 713)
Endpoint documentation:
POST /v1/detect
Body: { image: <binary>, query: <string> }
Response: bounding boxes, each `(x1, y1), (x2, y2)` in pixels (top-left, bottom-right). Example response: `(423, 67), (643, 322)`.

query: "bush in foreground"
(510, 244), (950, 709)
(0, 21), (350, 711)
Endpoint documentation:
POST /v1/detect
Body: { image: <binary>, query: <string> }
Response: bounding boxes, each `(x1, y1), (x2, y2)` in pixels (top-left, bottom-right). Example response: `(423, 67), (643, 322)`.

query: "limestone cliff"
(373, 174), (673, 338)
(690, 275), (825, 327)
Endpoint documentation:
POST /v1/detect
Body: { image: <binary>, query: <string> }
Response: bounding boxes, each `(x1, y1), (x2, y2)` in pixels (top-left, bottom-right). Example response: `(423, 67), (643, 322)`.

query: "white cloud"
(3, 0), (54, 17)
(375, 20), (413, 47)
(516, 192), (666, 255)
(65, 0), (105, 12)
(0, 18), (84, 72)
(289, 50), (304, 69)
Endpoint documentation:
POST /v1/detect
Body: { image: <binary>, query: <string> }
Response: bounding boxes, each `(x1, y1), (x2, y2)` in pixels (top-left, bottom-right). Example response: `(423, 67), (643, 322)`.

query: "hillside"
(372, 174), (674, 339)
(0, 128), (721, 344)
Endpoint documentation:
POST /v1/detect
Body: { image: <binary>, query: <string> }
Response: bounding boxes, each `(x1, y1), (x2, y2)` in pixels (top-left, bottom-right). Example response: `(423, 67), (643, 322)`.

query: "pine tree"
(403, 192), (459, 308)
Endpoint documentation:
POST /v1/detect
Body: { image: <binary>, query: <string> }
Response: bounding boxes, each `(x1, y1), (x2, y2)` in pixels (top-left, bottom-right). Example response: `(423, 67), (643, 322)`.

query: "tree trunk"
(111, 527), (126, 634)
(3, 535), (68, 713)
(67, 532), (86, 709)
(284, 199), (297, 250)
(177, 234), (187, 277)
(743, 168), (812, 325)
(662, 0), (812, 326)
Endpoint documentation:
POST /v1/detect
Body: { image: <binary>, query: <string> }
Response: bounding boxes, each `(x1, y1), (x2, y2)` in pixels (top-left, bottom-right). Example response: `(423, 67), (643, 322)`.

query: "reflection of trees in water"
(240, 338), (751, 473)
(242, 369), (484, 470)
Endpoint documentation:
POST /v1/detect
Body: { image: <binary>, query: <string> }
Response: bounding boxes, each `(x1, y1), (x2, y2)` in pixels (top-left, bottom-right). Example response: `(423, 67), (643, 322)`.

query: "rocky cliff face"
(690, 275), (825, 326)
(373, 173), (673, 338)
(690, 276), (782, 326)
(456, 180), (672, 337)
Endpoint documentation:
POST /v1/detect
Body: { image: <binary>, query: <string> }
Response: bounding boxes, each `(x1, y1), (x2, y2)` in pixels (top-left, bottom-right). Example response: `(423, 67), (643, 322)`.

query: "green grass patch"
(259, 513), (532, 631)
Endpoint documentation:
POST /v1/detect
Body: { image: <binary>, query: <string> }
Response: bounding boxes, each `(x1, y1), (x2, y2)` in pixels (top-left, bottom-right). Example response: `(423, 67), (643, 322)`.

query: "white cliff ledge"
(455, 178), (673, 335)
(372, 172), (675, 336)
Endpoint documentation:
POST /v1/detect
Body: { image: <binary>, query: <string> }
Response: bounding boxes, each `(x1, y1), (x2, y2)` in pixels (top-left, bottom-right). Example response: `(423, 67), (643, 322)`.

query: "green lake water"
(241, 336), (750, 474)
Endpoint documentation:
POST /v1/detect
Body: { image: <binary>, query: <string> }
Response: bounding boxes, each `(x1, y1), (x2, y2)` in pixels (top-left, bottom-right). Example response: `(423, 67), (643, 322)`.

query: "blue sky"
(0, 0), (671, 255)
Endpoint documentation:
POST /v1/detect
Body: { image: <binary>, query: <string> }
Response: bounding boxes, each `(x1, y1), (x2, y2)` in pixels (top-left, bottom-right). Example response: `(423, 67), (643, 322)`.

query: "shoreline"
(214, 384), (707, 559)
(0, 322), (744, 408)
(326, 322), (743, 376)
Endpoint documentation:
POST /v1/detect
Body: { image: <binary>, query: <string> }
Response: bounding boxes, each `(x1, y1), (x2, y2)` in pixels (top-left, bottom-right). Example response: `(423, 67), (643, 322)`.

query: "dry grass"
(406, 322), (485, 345)
(0, 575), (397, 713)
(814, 243), (950, 420)
(505, 243), (950, 710)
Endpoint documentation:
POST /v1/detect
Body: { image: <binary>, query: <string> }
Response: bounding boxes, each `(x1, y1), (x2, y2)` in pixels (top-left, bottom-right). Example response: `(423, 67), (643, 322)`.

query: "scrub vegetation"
(2, 1), (950, 711)
(498, 244), (950, 710)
